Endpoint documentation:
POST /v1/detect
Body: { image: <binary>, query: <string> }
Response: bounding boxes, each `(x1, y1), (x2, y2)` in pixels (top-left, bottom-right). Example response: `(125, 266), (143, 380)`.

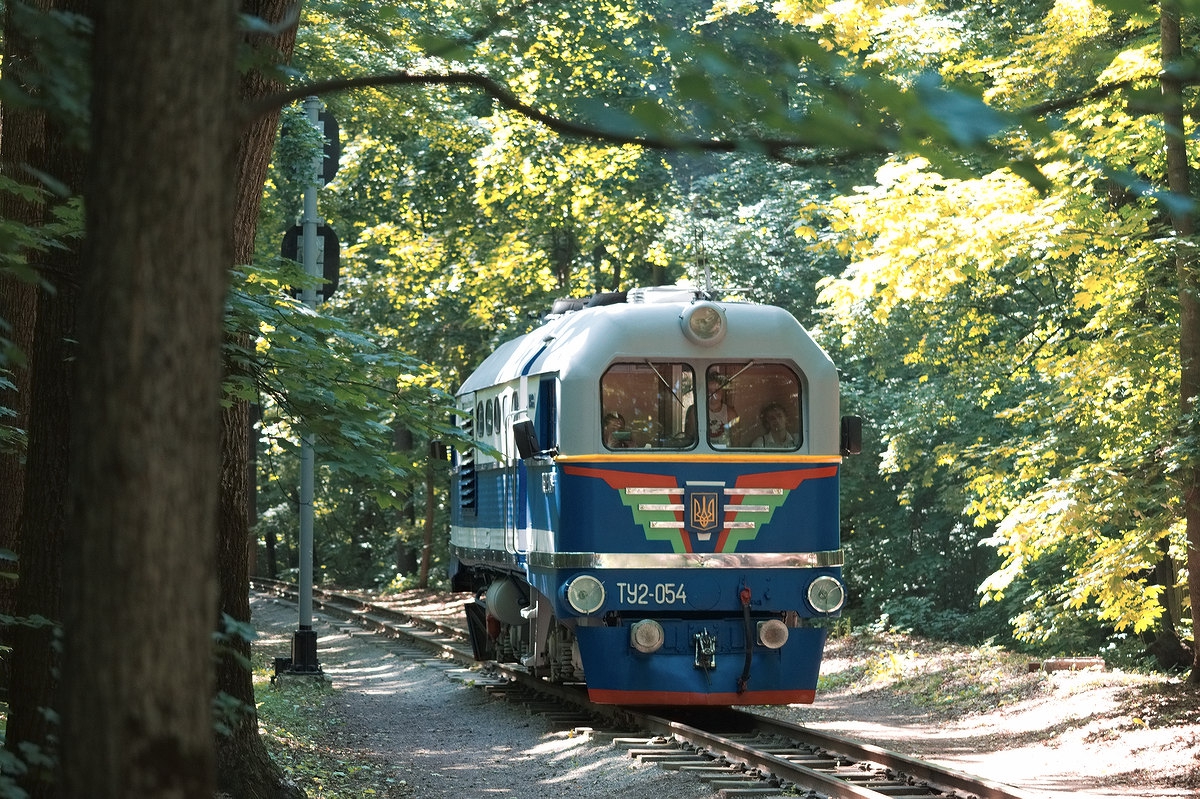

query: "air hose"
(737, 586), (752, 694)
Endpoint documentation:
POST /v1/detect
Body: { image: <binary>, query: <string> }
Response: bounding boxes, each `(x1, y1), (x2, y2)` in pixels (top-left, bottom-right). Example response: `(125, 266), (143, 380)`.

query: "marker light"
(630, 619), (665, 653)
(807, 576), (846, 614)
(680, 302), (727, 346)
(757, 619), (790, 649)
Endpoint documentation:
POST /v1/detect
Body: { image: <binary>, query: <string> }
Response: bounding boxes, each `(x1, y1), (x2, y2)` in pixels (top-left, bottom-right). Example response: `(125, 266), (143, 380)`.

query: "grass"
(253, 661), (406, 798)
(818, 629), (1052, 717)
(0, 668), (396, 798)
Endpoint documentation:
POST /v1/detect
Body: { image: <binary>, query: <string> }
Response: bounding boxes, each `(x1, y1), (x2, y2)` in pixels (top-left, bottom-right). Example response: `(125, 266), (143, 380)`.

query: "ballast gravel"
(253, 595), (717, 799)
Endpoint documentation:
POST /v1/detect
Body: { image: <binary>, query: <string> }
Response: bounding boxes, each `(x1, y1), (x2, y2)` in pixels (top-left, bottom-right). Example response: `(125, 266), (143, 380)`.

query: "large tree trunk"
(60, 1), (237, 796)
(214, 2), (301, 797)
(2, 3), (86, 796)
(0, 0), (49, 654)
(1161, 3), (1200, 684)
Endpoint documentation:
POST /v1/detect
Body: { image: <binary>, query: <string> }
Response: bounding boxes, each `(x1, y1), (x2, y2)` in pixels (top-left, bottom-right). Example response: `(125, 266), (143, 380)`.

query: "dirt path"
(255, 594), (1200, 798)
(770, 644), (1200, 798)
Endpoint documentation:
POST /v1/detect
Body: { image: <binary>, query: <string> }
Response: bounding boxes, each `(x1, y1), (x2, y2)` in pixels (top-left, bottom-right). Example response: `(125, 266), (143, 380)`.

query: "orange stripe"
(556, 454), (842, 464)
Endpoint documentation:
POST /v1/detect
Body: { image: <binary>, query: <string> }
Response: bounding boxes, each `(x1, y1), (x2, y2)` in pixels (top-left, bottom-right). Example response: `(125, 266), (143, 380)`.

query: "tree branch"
(242, 69), (884, 165)
(1023, 78), (1141, 117)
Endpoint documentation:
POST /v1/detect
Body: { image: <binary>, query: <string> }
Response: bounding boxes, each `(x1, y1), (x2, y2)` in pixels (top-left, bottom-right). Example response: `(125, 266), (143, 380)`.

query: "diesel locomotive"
(448, 286), (860, 705)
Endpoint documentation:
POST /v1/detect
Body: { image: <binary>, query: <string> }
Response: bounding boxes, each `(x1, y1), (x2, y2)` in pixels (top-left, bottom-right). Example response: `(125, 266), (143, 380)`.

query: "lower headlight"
(630, 619), (665, 653)
(807, 576), (846, 614)
(565, 574), (606, 614)
(757, 618), (789, 649)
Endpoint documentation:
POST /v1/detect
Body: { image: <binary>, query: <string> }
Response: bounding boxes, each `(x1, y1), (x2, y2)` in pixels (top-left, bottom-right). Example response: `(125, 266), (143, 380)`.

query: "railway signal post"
(277, 95), (339, 679)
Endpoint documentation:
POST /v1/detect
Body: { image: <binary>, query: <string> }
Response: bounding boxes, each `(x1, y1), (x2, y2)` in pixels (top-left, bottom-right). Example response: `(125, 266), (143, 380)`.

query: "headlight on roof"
(680, 302), (727, 346)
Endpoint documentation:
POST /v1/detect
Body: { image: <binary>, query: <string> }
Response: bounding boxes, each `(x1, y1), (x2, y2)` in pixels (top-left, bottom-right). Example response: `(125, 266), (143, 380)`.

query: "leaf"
(913, 73), (1014, 148)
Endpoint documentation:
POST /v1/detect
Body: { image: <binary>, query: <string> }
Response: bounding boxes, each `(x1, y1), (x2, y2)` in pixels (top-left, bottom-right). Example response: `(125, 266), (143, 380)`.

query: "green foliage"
(255, 671), (396, 797)
(227, 259), (460, 490)
(0, 2), (93, 150)
(873, 596), (1014, 646)
(273, 104), (329, 192)
(0, 174), (84, 368)
(805, 0), (1190, 654)
(238, 0), (1200, 655)
(0, 743), (30, 799)
(227, 254), (461, 586)
(0, 166), (85, 464)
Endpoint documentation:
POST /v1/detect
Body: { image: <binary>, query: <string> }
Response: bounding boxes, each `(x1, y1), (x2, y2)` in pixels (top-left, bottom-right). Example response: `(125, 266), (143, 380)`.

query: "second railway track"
(252, 579), (1039, 799)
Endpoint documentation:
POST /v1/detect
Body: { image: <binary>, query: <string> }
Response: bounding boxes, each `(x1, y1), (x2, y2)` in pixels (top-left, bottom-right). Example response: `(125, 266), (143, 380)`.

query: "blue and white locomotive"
(449, 286), (860, 706)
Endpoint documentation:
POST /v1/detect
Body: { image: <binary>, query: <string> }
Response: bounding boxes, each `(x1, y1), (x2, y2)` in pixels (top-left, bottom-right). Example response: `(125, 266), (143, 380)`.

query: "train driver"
(750, 402), (797, 448)
(602, 411), (628, 448)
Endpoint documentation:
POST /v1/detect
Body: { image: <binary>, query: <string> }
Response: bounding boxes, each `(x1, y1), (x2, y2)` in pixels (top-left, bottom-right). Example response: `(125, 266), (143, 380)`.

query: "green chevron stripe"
(618, 490), (687, 553)
(721, 490), (790, 551)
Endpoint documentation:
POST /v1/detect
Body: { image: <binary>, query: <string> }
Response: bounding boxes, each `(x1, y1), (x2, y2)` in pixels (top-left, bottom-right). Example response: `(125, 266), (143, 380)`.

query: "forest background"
(2, 0), (1200, 796)
(251, 0), (1200, 667)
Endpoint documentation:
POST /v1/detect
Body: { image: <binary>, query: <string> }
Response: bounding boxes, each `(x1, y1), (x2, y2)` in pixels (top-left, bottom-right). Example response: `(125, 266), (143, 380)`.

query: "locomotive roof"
(457, 291), (834, 396)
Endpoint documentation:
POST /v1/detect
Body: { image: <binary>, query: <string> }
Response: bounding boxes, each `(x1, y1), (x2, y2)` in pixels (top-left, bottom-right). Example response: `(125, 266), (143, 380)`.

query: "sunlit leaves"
(227, 262), (459, 502)
(812, 0), (1188, 646)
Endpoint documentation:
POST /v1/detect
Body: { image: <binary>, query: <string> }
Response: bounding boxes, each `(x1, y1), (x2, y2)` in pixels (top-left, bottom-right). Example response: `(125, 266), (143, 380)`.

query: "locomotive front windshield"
(600, 360), (803, 450)
(601, 362), (696, 449)
(705, 362), (803, 449)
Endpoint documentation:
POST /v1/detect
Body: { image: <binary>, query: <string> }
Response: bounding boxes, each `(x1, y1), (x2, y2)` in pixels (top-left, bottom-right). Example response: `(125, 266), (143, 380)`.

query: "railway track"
(251, 579), (1039, 799)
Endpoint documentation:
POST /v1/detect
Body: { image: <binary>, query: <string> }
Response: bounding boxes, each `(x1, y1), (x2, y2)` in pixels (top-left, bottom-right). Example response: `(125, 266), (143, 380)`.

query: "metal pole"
(291, 95), (323, 674)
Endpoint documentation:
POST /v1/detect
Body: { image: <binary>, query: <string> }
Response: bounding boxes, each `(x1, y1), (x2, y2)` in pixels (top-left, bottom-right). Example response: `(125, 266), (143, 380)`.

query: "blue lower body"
(574, 620), (826, 706)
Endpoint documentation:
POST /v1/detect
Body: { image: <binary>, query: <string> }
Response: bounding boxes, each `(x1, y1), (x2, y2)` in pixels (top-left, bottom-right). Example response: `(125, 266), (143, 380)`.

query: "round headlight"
(630, 619), (665, 653)
(807, 576), (846, 614)
(680, 302), (727, 346)
(565, 574), (606, 614)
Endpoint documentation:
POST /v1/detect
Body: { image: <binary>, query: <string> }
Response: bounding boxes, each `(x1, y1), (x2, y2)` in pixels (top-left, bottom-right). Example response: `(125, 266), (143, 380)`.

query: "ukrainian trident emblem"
(685, 483), (723, 542)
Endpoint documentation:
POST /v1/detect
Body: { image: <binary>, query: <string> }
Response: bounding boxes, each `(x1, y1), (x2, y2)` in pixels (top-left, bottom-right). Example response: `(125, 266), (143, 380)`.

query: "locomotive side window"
(705, 362), (803, 449)
(600, 362), (696, 450)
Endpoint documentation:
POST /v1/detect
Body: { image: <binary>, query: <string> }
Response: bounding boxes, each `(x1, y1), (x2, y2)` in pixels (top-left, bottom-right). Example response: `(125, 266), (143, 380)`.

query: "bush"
(875, 596), (1014, 646)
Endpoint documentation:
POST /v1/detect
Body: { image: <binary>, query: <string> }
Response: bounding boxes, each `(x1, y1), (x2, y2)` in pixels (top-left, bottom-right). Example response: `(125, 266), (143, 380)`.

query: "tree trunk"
(60, 1), (236, 796)
(2, 3), (86, 796)
(0, 0), (49, 653)
(419, 460), (435, 589)
(1161, 3), (1200, 684)
(213, 2), (301, 797)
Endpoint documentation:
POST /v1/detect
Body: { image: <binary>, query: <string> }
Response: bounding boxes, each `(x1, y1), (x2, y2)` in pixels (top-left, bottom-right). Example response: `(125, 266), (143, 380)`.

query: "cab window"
(705, 363), (802, 450)
(600, 362), (696, 449)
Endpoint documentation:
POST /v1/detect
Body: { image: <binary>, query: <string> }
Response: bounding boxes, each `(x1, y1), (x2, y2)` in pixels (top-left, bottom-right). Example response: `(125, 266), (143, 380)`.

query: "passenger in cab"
(706, 375), (736, 445)
(750, 402), (797, 448)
